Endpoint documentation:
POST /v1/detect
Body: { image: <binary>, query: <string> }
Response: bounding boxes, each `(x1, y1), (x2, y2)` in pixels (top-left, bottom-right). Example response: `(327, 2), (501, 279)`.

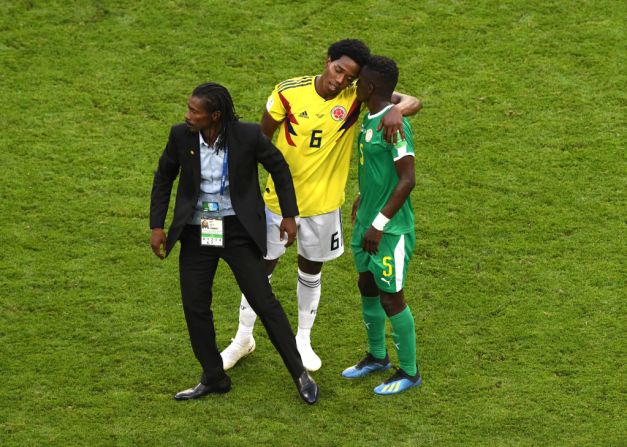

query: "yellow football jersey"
(263, 76), (364, 217)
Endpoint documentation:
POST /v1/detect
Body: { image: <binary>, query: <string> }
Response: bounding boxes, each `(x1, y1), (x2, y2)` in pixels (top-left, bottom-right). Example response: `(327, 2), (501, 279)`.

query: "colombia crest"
(331, 106), (347, 121)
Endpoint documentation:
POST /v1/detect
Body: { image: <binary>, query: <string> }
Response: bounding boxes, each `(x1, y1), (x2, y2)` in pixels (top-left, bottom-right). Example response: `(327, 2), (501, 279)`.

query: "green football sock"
(389, 306), (417, 376)
(361, 296), (387, 360)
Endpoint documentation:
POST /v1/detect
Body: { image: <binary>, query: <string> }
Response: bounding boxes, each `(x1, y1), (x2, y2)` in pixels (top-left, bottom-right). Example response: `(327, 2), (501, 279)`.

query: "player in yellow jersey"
(221, 39), (422, 372)
(262, 75), (362, 217)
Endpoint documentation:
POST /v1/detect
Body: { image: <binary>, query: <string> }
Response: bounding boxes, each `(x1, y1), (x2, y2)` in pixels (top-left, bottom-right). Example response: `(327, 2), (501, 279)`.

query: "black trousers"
(178, 217), (304, 385)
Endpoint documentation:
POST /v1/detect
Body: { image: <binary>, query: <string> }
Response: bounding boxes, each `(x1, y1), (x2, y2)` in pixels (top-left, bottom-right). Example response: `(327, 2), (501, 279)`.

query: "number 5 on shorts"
(382, 256), (393, 277)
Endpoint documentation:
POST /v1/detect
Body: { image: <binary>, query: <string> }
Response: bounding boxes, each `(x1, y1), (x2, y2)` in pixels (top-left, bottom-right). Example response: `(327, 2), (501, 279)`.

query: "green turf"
(1, 1), (625, 445)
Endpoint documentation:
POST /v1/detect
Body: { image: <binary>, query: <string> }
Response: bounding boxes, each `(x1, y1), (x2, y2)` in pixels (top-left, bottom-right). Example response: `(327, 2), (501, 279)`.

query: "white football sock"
(296, 269), (321, 342)
(233, 274), (271, 345)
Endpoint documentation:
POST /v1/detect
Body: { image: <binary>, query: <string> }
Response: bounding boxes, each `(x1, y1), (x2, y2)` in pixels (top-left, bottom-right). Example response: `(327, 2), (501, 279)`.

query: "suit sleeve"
(254, 129), (298, 218)
(150, 126), (180, 229)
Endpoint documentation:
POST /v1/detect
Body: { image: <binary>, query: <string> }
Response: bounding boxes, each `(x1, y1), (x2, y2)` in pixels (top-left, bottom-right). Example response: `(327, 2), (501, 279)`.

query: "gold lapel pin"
(190, 150), (195, 155)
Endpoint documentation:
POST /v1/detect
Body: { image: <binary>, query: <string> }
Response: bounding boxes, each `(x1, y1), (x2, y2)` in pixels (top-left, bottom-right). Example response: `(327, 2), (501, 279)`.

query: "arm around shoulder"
(391, 91), (422, 116)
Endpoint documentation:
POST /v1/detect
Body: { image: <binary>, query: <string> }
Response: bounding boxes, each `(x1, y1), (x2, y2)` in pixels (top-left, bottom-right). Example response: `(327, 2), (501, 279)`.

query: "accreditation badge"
(200, 217), (224, 247)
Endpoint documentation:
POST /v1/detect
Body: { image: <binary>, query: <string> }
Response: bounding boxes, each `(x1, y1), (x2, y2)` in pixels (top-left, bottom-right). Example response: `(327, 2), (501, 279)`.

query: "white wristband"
(371, 212), (389, 231)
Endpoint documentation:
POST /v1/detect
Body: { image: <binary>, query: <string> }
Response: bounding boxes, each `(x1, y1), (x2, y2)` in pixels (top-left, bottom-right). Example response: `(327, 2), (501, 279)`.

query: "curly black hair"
(364, 55), (399, 96)
(327, 39), (371, 67)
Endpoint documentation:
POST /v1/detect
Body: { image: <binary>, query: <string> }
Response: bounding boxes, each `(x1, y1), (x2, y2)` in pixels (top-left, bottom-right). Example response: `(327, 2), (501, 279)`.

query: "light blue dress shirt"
(189, 132), (236, 224)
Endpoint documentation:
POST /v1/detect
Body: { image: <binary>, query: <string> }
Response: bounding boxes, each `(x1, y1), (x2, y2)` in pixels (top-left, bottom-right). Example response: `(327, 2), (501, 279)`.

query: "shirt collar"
(367, 104), (394, 120)
(198, 131), (223, 150)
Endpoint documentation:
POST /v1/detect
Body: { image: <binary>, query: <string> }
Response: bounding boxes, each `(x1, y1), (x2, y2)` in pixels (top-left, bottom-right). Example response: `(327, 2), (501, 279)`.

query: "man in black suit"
(149, 82), (318, 404)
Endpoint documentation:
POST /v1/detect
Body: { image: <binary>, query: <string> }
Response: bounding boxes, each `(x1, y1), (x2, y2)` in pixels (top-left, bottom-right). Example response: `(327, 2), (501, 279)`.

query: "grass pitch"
(1, 1), (624, 446)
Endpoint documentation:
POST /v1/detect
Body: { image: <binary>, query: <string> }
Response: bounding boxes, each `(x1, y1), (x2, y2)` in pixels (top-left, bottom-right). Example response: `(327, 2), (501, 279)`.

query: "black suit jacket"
(150, 121), (298, 257)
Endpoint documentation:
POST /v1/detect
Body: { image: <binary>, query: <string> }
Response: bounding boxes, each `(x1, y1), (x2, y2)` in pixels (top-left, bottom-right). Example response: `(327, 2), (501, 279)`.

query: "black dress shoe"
(174, 376), (231, 400)
(296, 371), (319, 405)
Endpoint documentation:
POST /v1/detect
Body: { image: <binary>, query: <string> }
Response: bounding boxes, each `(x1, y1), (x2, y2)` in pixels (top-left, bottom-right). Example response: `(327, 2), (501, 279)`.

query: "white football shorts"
(265, 207), (345, 262)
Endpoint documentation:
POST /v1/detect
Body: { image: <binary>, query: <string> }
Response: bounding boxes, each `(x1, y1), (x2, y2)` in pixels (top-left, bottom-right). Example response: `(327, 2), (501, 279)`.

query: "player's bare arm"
(391, 91), (422, 116)
(379, 155), (416, 219)
(377, 92), (422, 143)
(261, 110), (282, 139)
(351, 194), (361, 225)
(362, 155), (416, 254)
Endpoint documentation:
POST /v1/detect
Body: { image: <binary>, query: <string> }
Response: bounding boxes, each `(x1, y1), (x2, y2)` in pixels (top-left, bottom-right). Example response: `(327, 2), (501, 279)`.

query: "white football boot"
(296, 336), (321, 372)
(220, 337), (256, 370)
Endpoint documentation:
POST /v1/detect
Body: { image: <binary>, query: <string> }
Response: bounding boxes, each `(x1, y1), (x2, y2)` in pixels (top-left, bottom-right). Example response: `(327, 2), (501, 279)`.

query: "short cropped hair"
(364, 55), (399, 96)
(327, 39), (371, 67)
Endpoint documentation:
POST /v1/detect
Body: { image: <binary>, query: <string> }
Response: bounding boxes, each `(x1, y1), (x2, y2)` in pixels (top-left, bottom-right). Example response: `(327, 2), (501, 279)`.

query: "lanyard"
(219, 149), (228, 196)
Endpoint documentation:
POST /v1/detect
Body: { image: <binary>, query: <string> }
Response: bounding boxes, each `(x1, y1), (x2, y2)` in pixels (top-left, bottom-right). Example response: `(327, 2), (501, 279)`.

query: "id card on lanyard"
(200, 215), (224, 247)
(200, 149), (228, 247)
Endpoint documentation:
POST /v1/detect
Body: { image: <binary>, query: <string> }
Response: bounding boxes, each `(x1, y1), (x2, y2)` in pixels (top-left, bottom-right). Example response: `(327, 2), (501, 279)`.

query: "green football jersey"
(356, 105), (415, 235)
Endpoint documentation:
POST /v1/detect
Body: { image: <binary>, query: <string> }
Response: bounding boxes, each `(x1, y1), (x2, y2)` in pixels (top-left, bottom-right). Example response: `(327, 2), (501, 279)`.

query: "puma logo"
(380, 277), (392, 286)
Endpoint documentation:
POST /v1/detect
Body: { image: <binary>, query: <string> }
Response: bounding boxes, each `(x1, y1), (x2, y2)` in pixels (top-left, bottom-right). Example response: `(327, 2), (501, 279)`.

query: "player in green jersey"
(341, 56), (422, 395)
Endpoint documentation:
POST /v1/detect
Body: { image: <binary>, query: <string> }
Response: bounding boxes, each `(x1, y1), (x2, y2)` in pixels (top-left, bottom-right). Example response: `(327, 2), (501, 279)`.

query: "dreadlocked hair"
(327, 39), (371, 68)
(192, 82), (239, 152)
